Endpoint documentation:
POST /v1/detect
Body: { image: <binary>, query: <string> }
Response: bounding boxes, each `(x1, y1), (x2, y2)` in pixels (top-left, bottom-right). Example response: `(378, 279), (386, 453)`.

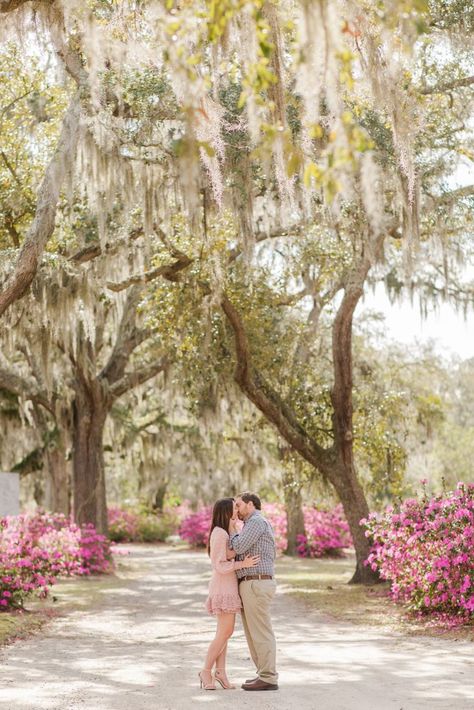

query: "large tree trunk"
(152, 482), (168, 512)
(44, 447), (71, 516)
(329, 461), (373, 583)
(72, 381), (108, 534)
(329, 257), (379, 583)
(221, 280), (380, 584)
(283, 475), (305, 556)
(68, 285), (169, 535)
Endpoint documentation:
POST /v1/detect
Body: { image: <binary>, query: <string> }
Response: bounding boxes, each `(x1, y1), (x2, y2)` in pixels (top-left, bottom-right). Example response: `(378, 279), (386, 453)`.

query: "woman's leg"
(202, 613), (235, 681)
(215, 641), (236, 688)
(215, 641), (227, 672)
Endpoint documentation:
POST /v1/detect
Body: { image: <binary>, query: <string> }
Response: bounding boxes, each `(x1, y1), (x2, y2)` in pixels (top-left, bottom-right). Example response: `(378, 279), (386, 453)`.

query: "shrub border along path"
(1, 544), (474, 710)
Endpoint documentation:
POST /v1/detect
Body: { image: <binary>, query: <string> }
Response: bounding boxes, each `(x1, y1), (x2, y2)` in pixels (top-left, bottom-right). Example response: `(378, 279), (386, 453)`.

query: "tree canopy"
(0, 0), (473, 582)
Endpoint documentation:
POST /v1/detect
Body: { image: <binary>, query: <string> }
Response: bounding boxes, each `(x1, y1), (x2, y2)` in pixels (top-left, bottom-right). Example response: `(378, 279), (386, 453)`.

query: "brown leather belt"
(238, 574), (273, 584)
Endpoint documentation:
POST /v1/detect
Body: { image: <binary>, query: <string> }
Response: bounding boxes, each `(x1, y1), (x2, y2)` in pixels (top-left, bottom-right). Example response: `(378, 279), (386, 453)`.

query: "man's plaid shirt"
(229, 511), (276, 579)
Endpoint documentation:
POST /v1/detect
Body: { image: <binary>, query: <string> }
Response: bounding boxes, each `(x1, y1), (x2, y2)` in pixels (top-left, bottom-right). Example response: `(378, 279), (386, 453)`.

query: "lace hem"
(206, 592), (242, 616)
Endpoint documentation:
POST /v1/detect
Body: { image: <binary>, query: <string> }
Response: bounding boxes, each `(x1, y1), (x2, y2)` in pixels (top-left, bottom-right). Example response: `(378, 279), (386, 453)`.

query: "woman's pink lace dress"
(205, 527), (246, 615)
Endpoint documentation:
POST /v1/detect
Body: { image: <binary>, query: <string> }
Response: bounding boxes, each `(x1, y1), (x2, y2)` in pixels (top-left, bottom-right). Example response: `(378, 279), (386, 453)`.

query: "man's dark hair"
(238, 492), (261, 510)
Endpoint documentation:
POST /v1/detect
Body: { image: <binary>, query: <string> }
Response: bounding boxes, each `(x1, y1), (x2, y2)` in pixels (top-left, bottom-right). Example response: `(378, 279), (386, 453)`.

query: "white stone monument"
(0, 472), (20, 516)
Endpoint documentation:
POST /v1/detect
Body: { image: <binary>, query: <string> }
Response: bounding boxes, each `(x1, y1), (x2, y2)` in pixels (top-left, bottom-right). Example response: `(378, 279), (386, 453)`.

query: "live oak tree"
(1, 1), (473, 578)
(144, 0), (473, 581)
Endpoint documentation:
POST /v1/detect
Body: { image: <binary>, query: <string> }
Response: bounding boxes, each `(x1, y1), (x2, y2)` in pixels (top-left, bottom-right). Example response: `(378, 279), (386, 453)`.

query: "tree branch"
(108, 359), (168, 400)
(0, 366), (54, 415)
(99, 286), (145, 386)
(4, 214), (21, 248)
(106, 254), (193, 292)
(330, 255), (372, 461)
(434, 185), (474, 203)
(421, 76), (474, 95)
(0, 0), (45, 11)
(69, 244), (102, 264)
(0, 90), (33, 122)
(274, 287), (311, 307)
(221, 293), (333, 477)
(1, 151), (27, 193)
(227, 223), (307, 263)
(0, 94), (81, 318)
(100, 248), (191, 387)
(68, 228), (145, 264)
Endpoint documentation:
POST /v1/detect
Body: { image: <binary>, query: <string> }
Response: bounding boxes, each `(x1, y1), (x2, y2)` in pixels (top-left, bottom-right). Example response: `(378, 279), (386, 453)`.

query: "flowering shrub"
(297, 504), (352, 558)
(136, 510), (181, 542)
(108, 508), (139, 542)
(263, 503), (288, 553)
(178, 501), (351, 557)
(178, 506), (212, 547)
(362, 483), (474, 623)
(107, 504), (189, 543)
(0, 512), (113, 611)
(78, 524), (113, 574)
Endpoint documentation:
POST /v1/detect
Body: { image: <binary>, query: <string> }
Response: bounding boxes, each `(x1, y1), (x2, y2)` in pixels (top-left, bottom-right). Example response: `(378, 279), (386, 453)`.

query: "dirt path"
(1, 545), (473, 710)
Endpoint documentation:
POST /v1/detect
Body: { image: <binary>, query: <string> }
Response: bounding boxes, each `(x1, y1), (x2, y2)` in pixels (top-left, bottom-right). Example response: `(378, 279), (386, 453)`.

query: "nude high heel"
(198, 670), (216, 690)
(214, 668), (236, 689)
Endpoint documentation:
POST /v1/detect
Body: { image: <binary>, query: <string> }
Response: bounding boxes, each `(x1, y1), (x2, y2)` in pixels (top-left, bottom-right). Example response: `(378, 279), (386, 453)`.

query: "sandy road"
(1, 544), (473, 710)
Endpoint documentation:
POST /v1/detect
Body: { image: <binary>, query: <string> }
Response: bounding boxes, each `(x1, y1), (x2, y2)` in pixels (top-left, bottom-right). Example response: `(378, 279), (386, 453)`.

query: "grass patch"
(275, 552), (397, 627)
(275, 552), (474, 640)
(0, 553), (135, 647)
(0, 575), (117, 647)
(0, 610), (52, 646)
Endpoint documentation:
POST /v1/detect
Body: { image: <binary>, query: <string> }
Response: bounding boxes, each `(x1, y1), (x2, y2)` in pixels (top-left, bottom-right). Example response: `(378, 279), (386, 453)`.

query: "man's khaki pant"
(239, 579), (278, 684)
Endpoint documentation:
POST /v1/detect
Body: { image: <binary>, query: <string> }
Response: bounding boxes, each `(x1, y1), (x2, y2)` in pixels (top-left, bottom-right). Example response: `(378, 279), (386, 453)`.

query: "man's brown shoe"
(245, 677), (259, 684)
(242, 679), (278, 691)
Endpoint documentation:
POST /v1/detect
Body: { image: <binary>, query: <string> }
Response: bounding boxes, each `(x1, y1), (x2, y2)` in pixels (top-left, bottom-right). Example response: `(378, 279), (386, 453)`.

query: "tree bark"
(152, 482), (168, 512)
(34, 407), (71, 516)
(0, 96), (81, 318)
(72, 378), (108, 534)
(0, 0), (40, 11)
(44, 446), (70, 516)
(330, 464), (373, 582)
(329, 257), (377, 582)
(283, 475), (305, 556)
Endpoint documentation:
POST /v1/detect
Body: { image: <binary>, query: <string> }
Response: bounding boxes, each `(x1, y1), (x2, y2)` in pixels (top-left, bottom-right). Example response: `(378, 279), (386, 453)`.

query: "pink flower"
(362, 483), (474, 625)
(0, 511), (113, 608)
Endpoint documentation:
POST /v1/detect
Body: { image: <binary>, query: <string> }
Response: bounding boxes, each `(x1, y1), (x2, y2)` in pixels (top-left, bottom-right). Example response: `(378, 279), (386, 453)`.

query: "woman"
(199, 497), (259, 690)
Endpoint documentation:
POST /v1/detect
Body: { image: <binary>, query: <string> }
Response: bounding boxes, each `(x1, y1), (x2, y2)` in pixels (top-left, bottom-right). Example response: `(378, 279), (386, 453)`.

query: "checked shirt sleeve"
(229, 516), (265, 554)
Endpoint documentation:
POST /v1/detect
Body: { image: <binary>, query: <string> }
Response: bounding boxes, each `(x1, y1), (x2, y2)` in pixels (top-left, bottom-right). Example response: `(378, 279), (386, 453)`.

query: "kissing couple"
(199, 491), (278, 692)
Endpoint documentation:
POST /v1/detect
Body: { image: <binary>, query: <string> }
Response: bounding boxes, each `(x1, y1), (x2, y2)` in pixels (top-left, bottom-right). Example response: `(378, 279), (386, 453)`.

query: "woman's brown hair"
(207, 498), (234, 555)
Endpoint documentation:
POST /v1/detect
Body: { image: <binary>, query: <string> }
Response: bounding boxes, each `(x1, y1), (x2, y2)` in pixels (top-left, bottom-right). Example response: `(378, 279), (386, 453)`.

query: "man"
(229, 491), (278, 691)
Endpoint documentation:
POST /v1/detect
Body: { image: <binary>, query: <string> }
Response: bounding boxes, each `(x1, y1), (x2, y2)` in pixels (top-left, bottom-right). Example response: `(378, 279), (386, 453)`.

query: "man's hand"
(229, 517), (239, 534)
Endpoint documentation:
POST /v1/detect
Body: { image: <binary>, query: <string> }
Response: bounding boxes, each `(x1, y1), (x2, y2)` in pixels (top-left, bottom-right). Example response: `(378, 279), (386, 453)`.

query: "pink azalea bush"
(362, 482), (474, 623)
(178, 501), (352, 557)
(0, 512), (113, 611)
(297, 504), (352, 558)
(263, 503), (288, 553)
(178, 506), (213, 547)
(108, 508), (140, 542)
